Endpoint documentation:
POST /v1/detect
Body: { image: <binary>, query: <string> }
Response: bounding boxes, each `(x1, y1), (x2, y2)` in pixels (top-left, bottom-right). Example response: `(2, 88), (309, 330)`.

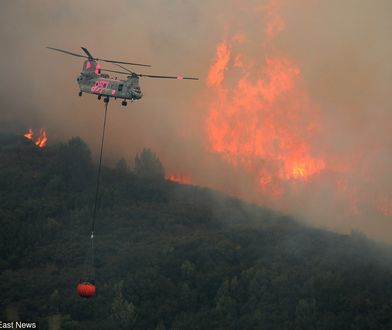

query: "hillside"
(1, 134), (392, 330)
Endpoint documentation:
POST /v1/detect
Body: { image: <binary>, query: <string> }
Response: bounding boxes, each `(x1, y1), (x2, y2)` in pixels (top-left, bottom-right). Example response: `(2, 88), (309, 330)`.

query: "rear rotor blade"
(115, 64), (198, 80)
(47, 46), (87, 59)
(115, 64), (133, 73)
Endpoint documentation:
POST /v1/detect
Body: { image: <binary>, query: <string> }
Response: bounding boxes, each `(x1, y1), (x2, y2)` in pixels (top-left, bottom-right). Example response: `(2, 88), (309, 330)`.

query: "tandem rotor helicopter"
(47, 46), (198, 106)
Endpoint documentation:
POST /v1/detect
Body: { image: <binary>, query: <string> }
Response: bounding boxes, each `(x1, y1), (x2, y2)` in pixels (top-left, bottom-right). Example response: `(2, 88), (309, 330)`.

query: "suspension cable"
(91, 100), (109, 239)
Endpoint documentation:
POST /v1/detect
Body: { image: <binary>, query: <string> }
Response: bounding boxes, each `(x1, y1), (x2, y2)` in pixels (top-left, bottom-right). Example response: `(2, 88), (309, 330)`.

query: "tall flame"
(202, 0), (392, 233)
(206, 1), (325, 202)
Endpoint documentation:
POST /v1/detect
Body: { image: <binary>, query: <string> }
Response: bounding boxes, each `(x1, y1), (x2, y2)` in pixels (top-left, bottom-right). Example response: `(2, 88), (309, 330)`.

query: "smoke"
(1, 0), (392, 241)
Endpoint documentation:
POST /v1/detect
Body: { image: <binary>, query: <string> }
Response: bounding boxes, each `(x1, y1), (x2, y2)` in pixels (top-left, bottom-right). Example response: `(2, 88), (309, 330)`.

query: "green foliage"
(111, 282), (136, 328)
(134, 148), (165, 181)
(115, 158), (129, 174)
(1, 134), (392, 329)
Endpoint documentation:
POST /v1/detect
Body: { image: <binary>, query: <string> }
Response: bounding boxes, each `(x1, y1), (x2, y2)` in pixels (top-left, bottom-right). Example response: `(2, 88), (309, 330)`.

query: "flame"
(24, 128), (33, 140)
(206, 15), (326, 196)
(204, 0), (392, 225)
(207, 42), (231, 88)
(34, 128), (48, 148)
(166, 174), (192, 184)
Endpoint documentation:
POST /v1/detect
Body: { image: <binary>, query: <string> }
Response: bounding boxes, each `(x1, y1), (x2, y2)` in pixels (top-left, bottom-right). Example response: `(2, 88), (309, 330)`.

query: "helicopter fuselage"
(77, 60), (143, 101)
(47, 46), (198, 105)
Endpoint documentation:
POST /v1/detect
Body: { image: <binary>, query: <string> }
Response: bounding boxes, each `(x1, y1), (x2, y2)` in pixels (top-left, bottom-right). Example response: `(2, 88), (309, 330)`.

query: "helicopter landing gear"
(104, 96), (109, 103)
(97, 95), (102, 100)
(121, 100), (127, 106)
(78, 91), (82, 96)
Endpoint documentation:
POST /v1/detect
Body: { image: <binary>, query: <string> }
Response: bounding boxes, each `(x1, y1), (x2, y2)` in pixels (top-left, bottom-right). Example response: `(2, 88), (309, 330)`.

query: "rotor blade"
(100, 59), (151, 67)
(81, 47), (94, 59)
(111, 64), (198, 80)
(101, 68), (130, 75)
(115, 64), (133, 73)
(47, 46), (87, 59)
(139, 74), (199, 80)
(48, 46), (151, 67)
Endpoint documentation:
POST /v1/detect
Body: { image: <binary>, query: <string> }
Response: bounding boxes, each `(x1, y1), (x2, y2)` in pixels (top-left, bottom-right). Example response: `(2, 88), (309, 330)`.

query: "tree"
(134, 148), (165, 180)
(111, 282), (136, 328)
(115, 158), (129, 174)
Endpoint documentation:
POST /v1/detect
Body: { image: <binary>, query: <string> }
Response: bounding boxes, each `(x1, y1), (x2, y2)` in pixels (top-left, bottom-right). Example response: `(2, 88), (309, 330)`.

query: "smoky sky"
(1, 0), (392, 241)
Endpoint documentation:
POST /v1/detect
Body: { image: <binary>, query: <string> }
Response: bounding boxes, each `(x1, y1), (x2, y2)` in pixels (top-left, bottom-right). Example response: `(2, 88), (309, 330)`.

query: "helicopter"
(47, 46), (198, 106)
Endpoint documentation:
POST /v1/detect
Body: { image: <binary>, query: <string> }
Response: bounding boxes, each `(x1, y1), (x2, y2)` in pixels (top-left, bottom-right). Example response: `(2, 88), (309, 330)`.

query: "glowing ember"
(24, 128), (33, 140)
(34, 128), (48, 148)
(166, 174), (192, 184)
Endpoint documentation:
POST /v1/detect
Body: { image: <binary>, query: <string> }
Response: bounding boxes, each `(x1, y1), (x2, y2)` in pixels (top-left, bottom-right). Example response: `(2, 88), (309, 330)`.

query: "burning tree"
(23, 128), (48, 148)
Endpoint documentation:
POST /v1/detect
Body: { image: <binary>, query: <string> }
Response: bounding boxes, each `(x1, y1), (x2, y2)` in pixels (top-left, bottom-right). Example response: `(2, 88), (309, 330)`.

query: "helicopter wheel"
(121, 100), (127, 106)
(78, 91), (82, 96)
(97, 95), (102, 100)
(104, 96), (109, 103)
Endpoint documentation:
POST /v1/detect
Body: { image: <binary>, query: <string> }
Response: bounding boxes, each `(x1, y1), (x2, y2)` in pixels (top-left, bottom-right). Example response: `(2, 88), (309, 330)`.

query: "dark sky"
(1, 0), (392, 241)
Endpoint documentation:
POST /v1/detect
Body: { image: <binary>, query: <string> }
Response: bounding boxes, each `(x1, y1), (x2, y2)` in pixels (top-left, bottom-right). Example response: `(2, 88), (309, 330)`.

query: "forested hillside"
(1, 134), (392, 330)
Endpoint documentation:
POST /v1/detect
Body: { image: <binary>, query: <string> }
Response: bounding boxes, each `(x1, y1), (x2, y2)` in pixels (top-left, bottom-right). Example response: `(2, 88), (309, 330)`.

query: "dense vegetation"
(1, 134), (392, 329)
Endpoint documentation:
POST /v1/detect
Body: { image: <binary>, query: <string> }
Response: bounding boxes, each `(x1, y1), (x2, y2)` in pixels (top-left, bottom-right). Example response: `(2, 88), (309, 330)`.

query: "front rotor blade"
(140, 74), (198, 80)
(48, 46), (151, 67)
(47, 47), (87, 59)
(101, 68), (131, 75)
(81, 47), (94, 59)
(101, 59), (151, 67)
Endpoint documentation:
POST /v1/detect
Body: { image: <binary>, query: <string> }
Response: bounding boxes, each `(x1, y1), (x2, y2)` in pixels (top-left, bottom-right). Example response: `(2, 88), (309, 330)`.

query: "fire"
(24, 128), (33, 140)
(23, 128), (48, 148)
(35, 129), (48, 148)
(166, 174), (192, 185)
(206, 1), (326, 199)
(207, 42), (231, 88)
(204, 0), (391, 225)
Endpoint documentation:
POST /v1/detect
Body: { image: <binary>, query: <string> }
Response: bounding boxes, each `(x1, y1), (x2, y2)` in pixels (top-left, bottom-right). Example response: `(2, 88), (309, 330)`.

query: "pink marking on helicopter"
(95, 63), (101, 75)
(86, 61), (92, 70)
(111, 90), (116, 95)
(91, 80), (109, 94)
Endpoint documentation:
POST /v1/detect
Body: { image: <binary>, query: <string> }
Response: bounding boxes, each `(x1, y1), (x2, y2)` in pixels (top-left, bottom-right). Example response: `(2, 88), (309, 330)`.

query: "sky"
(1, 0), (392, 241)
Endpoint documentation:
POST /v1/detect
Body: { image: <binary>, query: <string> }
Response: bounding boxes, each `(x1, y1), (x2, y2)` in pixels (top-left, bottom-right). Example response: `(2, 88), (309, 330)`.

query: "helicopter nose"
(131, 88), (142, 99)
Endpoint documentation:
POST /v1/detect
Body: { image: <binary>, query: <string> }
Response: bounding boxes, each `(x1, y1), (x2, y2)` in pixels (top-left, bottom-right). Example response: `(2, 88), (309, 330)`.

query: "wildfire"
(206, 0), (325, 199)
(24, 128), (33, 140)
(35, 129), (48, 148)
(166, 174), (192, 185)
(23, 128), (48, 148)
(204, 0), (392, 227)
